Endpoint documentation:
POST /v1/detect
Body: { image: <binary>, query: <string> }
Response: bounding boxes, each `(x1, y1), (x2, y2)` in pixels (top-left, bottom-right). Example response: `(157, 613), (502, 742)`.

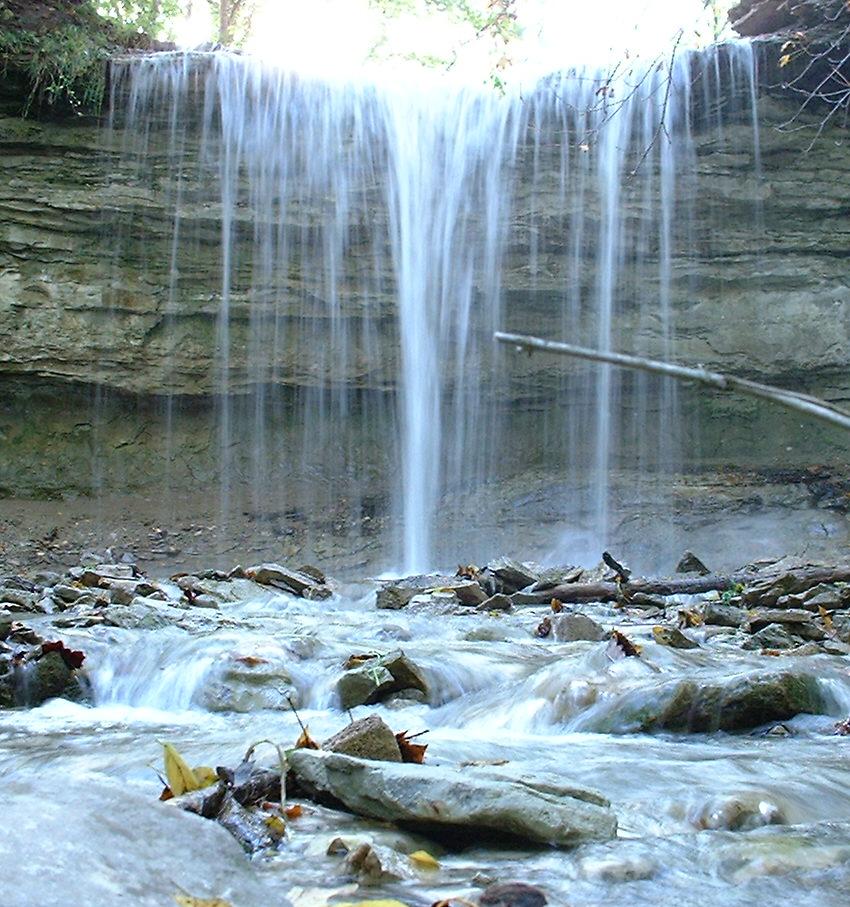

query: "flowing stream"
(3, 580), (850, 906)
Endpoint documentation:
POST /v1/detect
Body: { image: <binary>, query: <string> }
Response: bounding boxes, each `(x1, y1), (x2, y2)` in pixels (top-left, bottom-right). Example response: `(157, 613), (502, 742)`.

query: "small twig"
(285, 693), (308, 735)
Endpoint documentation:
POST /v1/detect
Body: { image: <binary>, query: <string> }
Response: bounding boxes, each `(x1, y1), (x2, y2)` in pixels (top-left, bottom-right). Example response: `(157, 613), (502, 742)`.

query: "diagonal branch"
(494, 331), (850, 433)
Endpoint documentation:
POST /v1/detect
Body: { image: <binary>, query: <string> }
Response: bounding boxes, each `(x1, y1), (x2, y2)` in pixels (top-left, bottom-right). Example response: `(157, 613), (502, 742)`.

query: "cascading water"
(102, 43), (762, 573)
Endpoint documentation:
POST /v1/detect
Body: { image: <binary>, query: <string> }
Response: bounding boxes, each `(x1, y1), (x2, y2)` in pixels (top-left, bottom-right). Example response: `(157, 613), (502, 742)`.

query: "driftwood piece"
(514, 566), (850, 605)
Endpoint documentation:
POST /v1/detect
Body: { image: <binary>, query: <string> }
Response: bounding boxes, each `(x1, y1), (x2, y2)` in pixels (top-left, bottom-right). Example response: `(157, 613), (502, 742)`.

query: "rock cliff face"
(0, 44), (848, 570)
(0, 57), (847, 400)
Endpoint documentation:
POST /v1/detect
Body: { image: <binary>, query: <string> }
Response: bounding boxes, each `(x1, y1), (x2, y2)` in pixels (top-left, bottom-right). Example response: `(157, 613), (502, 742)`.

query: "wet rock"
(0, 588), (41, 612)
(105, 598), (188, 630)
(337, 650), (428, 710)
(479, 882), (548, 907)
(69, 564), (137, 587)
(783, 641), (822, 657)
(200, 658), (299, 712)
(53, 583), (85, 604)
(478, 593), (513, 612)
(297, 564), (326, 583)
(288, 750), (617, 846)
(747, 609), (826, 640)
(324, 715), (403, 762)
(740, 571), (847, 608)
(482, 558), (539, 595)
(702, 602), (747, 627)
(691, 795), (785, 831)
(741, 624), (800, 652)
(676, 551), (710, 575)
(246, 562), (331, 599)
(190, 594), (220, 610)
(21, 651), (84, 707)
(453, 581), (489, 606)
(341, 840), (413, 885)
(530, 565), (583, 592)
(376, 586), (417, 610)
(641, 671), (824, 732)
(581, 856), (656, 882)
(377, 577), (486, 609)
(551, 613), (608, 643)
(652, 626), (700, 649)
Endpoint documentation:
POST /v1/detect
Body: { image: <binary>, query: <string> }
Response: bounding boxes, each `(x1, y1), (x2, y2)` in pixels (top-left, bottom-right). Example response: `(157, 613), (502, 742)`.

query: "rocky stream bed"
(4, 550), (850, 906)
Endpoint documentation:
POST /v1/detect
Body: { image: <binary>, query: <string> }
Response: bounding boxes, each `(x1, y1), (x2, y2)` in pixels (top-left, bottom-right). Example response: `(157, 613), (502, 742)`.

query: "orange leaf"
(396, 730), (428, 764)
(284, 803), (304, 819)
(609, 630), (641, 658)
(233, 654), (268, 667)
(295, 727), (320, 750)
(550, 599), (563, 614)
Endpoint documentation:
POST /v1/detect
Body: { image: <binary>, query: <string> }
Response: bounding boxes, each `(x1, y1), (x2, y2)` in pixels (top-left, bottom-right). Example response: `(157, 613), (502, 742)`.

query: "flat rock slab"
(289, 750), (617, 847)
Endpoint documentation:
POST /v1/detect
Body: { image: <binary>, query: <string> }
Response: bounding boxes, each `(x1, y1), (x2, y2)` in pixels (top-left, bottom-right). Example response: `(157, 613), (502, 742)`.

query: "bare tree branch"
(494, 331), (850, 433)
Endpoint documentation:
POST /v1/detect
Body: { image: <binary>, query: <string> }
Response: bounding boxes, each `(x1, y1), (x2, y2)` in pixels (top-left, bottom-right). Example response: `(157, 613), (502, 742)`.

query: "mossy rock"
(644, 672), (824, 732)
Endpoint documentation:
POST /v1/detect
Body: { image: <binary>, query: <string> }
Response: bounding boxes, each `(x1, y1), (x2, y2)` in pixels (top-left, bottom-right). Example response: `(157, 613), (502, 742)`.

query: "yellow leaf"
(779, 54), (792, 67)
(163, 743), (200, 797)
(264, 813), (286, 837)
(174, 896), (233, 907)
(409, 849), (439, 869)
(192, 766), (219, 789)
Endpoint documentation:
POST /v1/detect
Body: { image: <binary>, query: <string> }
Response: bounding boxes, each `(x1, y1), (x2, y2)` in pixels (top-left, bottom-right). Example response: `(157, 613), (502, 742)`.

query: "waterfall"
(102, 43), (761, 573)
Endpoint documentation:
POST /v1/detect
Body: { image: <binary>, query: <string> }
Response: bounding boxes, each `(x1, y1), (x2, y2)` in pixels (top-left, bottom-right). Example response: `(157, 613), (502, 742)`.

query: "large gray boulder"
(288, 750), (617, 847)
(591, 670), (825, 733)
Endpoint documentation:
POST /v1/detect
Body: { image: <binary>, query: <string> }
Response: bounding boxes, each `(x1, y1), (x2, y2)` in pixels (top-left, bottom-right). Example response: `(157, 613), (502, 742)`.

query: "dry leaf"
(819, 605), (835, 631)
(550, 599), (563, 613)
(163, 743), (201, 797)
(192, 766), (219, 789)
(678, 608), (703, 628)
(608, 630), (641, 658)
(284, 803), (304, 819)
(233, 654), (268, 666)
(431, 900), (477, 907)
(295, 727), (320, 750)
(40, 640), (85, 669)
(834, 717), (850, 735)
(535, 617), (552, 638)
(344, 653), (379, 669)
(264, 813), (286, 837)
(409, 849), (439, 869)
(396, 730), (428, 764)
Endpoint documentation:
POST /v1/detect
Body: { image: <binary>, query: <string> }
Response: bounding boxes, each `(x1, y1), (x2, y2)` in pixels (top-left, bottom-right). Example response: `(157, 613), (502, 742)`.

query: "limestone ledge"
(0, 78), (848, 399)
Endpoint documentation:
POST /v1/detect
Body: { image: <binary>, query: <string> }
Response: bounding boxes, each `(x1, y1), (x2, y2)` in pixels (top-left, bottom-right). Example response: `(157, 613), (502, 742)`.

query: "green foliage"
(96, 0), (184, 40)
(0, 22), (111, 114)
(0, 0), (175, 115)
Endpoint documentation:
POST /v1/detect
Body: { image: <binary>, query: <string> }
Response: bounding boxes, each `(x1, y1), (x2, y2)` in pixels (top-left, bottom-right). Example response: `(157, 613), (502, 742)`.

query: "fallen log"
(515, 565), (850, 605)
